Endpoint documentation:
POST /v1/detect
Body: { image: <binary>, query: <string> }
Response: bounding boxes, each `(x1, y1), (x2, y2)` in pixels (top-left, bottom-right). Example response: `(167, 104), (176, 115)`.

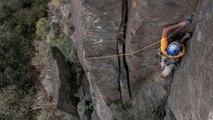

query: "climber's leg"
(161, 64), (175, 78)
(160, 55), (167, 70)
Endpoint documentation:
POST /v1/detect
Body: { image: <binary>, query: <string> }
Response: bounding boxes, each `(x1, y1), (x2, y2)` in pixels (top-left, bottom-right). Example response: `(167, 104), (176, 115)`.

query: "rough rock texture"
(126, 0), (196, 97)
(132, 73), (171, 119)
(91, 111), (100, 120)
(70, 0), (124, 119)
(164, 0), (213, 120)
(71, 0), (122, 101)
(47, 46), (79, 117)
(126, 0), (200, 119)
(69, 0), (213, 119)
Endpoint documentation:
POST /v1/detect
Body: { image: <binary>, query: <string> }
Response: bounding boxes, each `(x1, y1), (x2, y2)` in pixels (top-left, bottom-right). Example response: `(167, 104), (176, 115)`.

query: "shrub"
(59, 0), (70, 4)
(36, 18), (50, 37)
(38, 111), (53, 120)
(0, 0), (49, 119)
(52, 0), (70, 5)
(111, 103), (141, 120)
(85, 93), (96, 112)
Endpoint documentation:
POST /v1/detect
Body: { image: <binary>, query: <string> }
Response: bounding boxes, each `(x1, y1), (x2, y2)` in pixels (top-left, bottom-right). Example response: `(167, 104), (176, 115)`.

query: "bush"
(59, 0), (70, 4)
(111, 103), (141, 120)
(0, 86), (36, 120)
(38, 111), (53, 120)
(52, 0), (70, 5)
(85, 93), (96, 112)
(0, 0), (49, 119)
(36, 18), (50, 37)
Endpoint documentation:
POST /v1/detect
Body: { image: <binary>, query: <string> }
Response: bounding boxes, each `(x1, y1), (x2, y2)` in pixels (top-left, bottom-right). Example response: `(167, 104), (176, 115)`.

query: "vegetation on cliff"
(0, 0), (49, 119)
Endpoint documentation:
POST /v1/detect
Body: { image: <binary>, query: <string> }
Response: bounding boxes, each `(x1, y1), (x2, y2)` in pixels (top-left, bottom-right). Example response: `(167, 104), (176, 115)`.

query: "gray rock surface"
(126, 0), (202, 119)
(126, 0), (196, 97)
(70, 0), (123, 119)
(71, 0), (122, 102)
(69, 0), (213, 119)
(91, 111), (100, 120)
(47, 46), (79, 118)
(165, 0), (213, 120)
(132, 72), (170, 120)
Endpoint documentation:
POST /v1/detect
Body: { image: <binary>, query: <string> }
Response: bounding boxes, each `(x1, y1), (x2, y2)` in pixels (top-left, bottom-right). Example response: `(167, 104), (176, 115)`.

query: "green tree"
(0, 0), (50, 119)
(0, 0), (49, 90)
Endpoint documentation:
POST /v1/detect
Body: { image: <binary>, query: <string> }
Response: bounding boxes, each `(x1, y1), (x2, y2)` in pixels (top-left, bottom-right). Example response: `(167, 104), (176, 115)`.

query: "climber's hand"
(178, 21), (189, 26)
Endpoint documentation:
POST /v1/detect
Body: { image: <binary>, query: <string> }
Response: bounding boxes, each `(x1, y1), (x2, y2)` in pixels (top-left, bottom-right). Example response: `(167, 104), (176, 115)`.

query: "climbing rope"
(85, 25), (185, 60)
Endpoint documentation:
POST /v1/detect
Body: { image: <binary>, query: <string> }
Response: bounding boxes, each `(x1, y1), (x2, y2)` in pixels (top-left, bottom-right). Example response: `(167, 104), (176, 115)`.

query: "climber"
(158, 18), (192, 78)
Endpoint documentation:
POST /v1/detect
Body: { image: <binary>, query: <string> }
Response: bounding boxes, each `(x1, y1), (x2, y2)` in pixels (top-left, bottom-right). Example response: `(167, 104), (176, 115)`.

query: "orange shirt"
(161, 37), (185, 59)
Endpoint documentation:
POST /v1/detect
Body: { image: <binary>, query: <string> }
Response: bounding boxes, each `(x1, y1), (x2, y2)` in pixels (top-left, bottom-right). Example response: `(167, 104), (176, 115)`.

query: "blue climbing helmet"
(167, 42), (181, 56)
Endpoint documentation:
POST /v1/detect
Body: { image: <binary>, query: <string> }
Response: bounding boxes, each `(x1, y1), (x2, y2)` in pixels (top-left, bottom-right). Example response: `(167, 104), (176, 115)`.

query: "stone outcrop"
(47, 46), (79, 118)
(126, 0), (196, 97)
(164, 0), (213, 119)
(127, 0), (199, 119)
(69, 0), (213, 119)
(70, 0), (125, 119)
(71, 0), (122, 102)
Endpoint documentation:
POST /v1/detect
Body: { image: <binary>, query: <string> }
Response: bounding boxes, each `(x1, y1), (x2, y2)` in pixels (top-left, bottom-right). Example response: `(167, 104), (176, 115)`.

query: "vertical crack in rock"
(117, 0), (131, 105)
(123, 0), (131, 100)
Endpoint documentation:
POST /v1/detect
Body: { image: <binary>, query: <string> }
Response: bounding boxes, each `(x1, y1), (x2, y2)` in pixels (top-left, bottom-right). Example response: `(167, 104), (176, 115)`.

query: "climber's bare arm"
(161, 21), (188, 38)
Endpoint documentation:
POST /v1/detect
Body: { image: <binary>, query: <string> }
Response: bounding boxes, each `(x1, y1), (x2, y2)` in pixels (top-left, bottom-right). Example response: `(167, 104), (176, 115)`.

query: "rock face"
(69, 0), (213, 119)
(70, 0), (126, 119)
(164, 0), (213, 120)
(47, 46), (79, 118)
(132, 74), (170, 119)
(127, 0), (198, 119)
(71, 0), (122, 102)
(126, 0), (196, 97)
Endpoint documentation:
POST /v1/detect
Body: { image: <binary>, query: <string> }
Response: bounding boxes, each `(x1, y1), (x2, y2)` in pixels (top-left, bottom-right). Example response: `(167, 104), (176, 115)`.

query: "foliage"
(52, 0), (70, 5)
(0, 0), (49, 119)
(36, 18), (50, 37)
(85, 92), (97, 111)
(38, 111), (53, 120)
(0, 86), (36, 120)
(111, 103), (141, 120)
(49, 33), (82, 71)
(52, 36), (75, 61)
(59, 0), (70, 4)
(146, 104), (160, 120)
(0, 0), (49, 90)
(37, 107), (76, 120)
